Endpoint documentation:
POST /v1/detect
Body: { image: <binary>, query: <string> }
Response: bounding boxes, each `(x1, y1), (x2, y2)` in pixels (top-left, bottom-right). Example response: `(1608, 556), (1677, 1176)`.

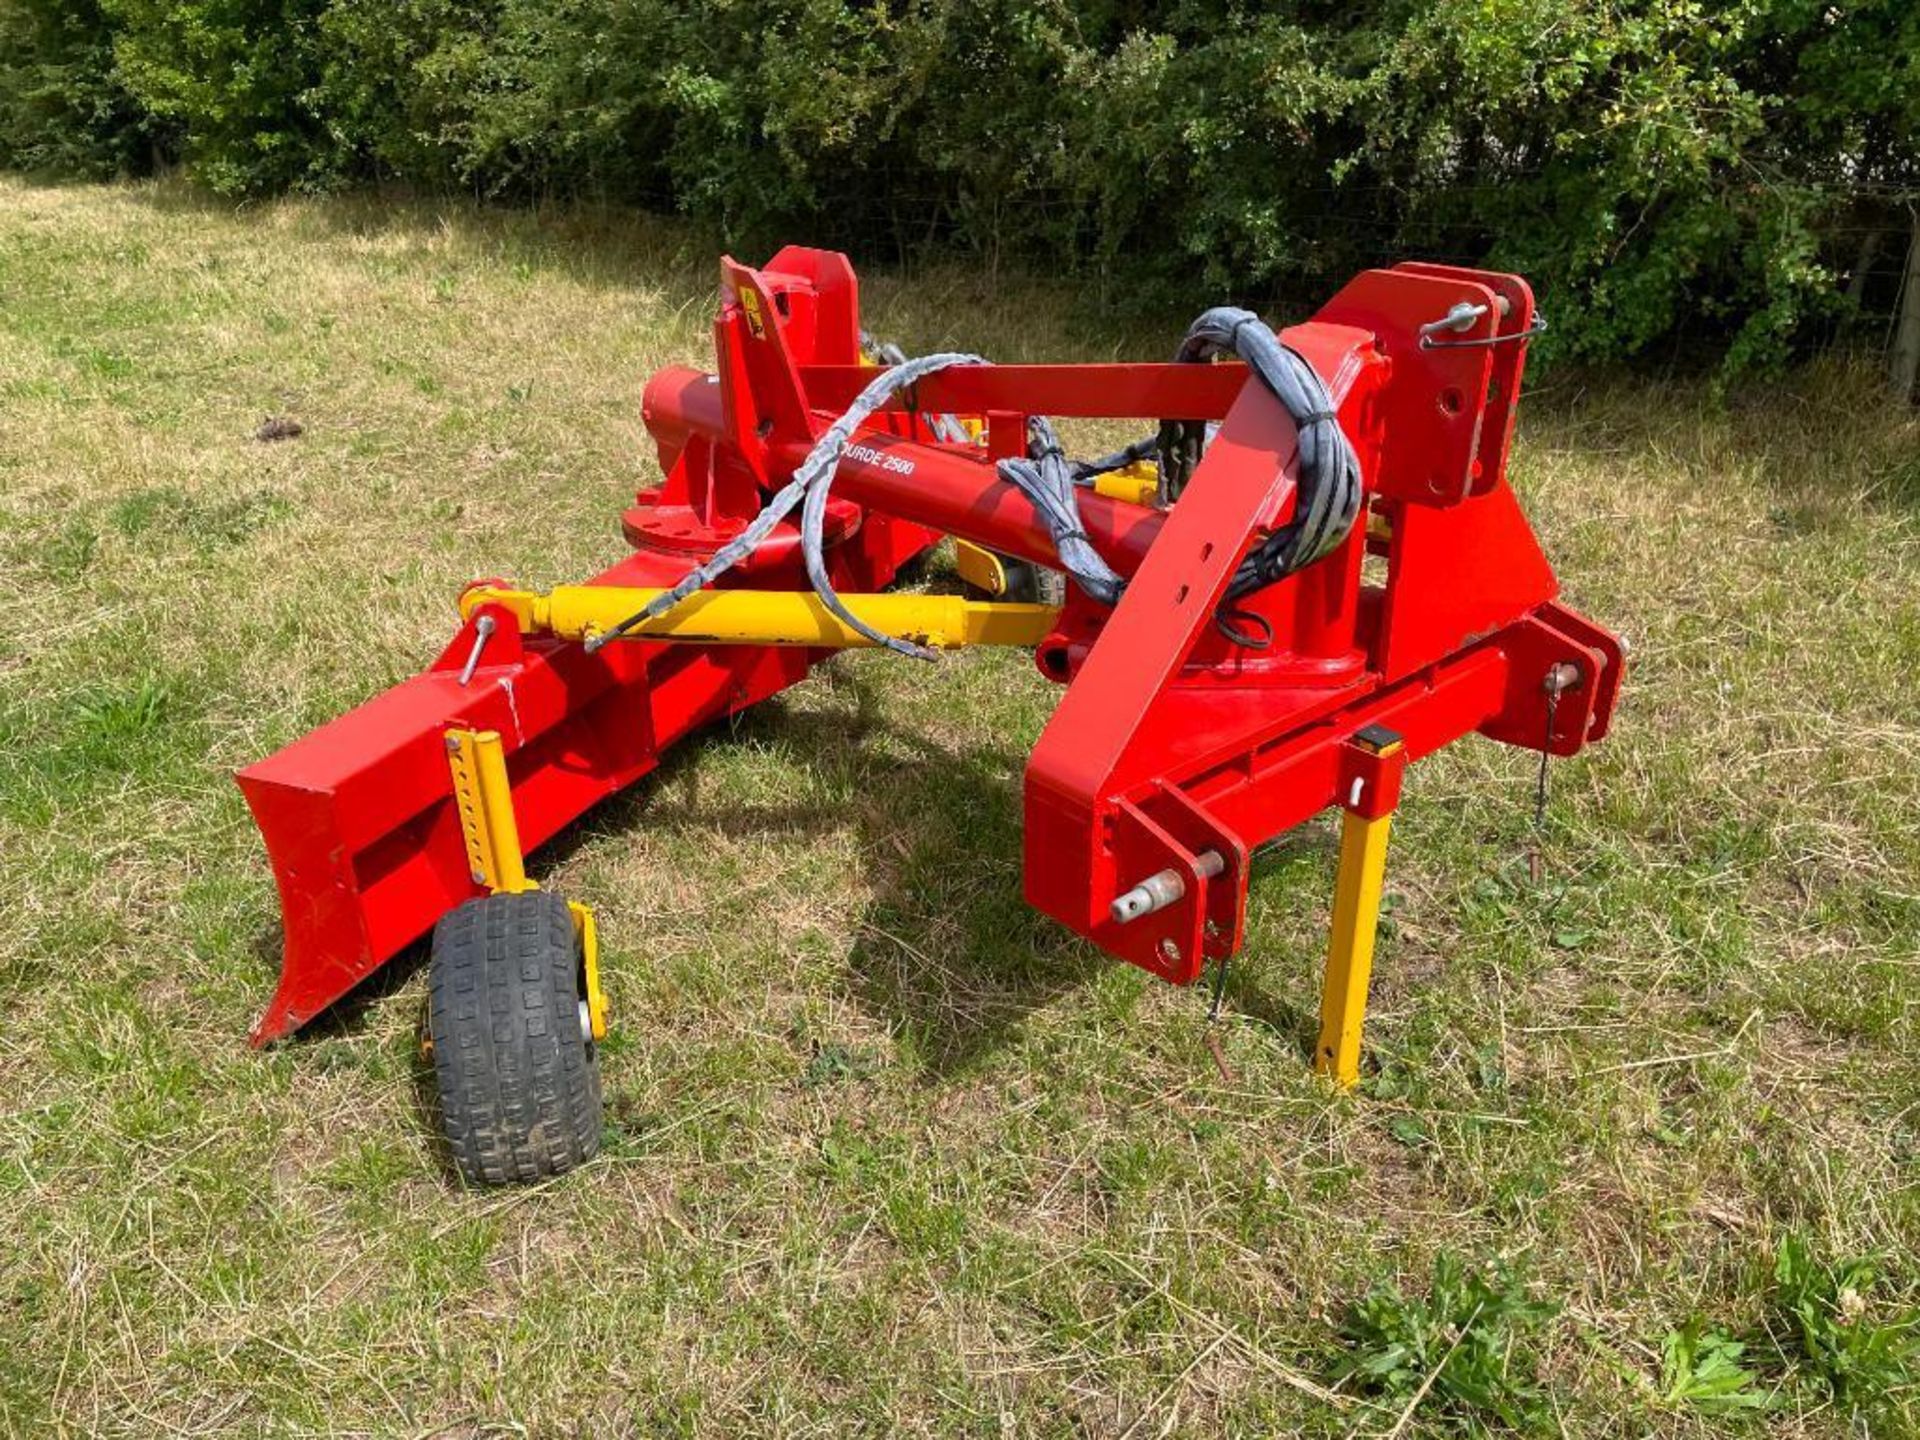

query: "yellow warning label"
(739, 287), (766, 338)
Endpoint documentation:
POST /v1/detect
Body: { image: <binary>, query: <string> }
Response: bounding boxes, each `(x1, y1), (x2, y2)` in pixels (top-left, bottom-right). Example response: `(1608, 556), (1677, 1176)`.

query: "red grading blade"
(237, 549), (820, 1044)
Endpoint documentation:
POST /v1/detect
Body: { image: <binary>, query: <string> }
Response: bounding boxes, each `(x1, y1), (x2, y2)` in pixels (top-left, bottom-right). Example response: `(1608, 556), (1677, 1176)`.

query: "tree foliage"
(1, 0), (1914, 370)
(0, 0), (149, 175)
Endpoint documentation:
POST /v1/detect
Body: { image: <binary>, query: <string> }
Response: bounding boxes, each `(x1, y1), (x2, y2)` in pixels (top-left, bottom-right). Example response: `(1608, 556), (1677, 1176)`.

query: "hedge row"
(2, 0), (1916, 370)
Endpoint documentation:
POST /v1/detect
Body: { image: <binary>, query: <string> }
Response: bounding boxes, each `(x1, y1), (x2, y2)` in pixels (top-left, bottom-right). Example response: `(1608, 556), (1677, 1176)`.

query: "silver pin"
(1418, 301), (1490, 341)
(1111, 849), (1226, 925)
(458, 615), (496, 686)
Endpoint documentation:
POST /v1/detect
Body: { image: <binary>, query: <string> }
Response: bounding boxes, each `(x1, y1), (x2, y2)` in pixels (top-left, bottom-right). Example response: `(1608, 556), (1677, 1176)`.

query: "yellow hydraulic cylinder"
(462, 585), (1059, 651)
(1091, 460), (1160, 507)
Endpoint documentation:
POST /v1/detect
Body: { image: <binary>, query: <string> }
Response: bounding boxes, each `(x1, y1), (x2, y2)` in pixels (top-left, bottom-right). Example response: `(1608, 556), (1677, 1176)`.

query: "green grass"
(2, 175), (1918, 1436)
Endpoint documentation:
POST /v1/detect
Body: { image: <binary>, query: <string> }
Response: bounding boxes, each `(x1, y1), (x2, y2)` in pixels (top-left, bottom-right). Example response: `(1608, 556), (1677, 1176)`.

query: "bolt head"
(1158, 938), (1181, 963)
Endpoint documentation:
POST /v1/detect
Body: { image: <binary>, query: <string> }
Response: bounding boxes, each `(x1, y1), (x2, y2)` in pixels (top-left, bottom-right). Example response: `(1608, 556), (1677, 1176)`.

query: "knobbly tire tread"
(1001, 557), (1067, 607)
(428, 890), (602, 1186)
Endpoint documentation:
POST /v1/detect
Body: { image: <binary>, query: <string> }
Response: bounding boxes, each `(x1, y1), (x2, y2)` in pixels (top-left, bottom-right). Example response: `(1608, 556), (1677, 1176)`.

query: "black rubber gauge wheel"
(427, 889), (602, 1185)
(1000, 557), (1068, 606)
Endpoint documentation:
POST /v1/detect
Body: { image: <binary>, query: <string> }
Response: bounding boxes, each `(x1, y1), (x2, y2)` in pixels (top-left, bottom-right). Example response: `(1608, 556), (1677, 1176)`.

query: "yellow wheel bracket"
(952, 539), (1011, 597)
(445, 727), (610, 1039)
(1314, 725), (1407, 1088)
(570, 900), (608, 1041)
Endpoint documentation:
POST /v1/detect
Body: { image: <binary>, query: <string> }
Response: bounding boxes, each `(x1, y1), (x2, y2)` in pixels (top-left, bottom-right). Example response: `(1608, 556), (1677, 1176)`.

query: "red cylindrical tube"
(642, 366), (1165, 578)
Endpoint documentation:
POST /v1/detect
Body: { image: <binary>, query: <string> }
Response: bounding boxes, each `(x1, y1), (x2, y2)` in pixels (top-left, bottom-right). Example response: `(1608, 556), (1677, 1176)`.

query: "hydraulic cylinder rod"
(462, 585), (1060, 651)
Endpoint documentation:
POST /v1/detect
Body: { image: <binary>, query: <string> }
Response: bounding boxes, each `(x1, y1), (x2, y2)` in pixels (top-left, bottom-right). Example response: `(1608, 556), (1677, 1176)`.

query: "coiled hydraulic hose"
(1174, 308), (1362, 597)
(993, 417), (1127, 607)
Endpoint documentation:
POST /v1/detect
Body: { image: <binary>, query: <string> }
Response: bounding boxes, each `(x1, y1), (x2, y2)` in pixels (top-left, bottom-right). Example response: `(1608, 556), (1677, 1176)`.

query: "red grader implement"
(238, 247), (1622, 1184)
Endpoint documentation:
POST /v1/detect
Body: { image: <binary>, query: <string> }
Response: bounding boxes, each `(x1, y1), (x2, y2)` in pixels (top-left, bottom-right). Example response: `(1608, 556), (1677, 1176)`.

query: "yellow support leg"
(1315, 809), (1393, 1086)
(1315, 728), (1406, 1087)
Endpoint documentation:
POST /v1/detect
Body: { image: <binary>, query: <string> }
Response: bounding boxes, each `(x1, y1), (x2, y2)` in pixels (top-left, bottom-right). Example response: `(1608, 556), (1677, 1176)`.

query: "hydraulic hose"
(585, 351), (983, 656)
(598, 308), (1359, 660)
(993, 417), (1127, 607)
(1173, 308), (1362, 596)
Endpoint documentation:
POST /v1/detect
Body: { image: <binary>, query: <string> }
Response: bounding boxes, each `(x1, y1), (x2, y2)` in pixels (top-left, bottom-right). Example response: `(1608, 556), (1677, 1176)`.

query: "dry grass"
(1, 176), (1917, 1437)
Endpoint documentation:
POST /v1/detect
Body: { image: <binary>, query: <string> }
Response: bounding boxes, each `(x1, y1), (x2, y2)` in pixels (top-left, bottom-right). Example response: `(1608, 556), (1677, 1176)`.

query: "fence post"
(1891, 207), (1920, 404)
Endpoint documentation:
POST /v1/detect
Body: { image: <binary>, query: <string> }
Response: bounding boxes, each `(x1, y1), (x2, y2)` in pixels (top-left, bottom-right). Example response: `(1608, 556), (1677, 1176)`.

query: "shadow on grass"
(248, 921), (431, 1046)
(571, 673), (1108, 1078)
(1526, 361), (1920, 515)
(1215, 833), (1336, 1053)
(257, 655), (1336, 1093)
(249, 922), (465, 1181)
(105, 174), (1168, 362)
(126, 176), (725, 303)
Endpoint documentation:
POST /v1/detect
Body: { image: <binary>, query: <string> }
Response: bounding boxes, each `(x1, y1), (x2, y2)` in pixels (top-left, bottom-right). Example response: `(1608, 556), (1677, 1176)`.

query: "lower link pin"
(1110, 849), (1226, 925)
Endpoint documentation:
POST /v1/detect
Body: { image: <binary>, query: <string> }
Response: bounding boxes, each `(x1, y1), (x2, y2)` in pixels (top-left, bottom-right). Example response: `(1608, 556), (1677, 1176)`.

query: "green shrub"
(99, 0), (342, 193)
(0, 0), (1915, 370)
(0, 0), (150, 176)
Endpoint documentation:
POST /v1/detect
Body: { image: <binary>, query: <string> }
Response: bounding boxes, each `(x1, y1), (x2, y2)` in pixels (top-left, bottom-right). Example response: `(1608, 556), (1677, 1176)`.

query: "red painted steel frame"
(238, 245), (1622, 1043)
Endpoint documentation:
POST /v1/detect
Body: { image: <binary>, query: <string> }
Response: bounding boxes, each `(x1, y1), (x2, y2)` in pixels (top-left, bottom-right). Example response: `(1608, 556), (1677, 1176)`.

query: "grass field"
(1, 176), (1917, 1438)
